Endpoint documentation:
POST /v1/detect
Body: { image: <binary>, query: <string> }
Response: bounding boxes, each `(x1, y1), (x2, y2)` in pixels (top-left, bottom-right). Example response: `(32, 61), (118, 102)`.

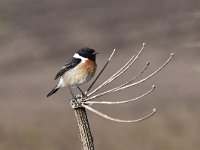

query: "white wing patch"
(57, 77), (65, 88)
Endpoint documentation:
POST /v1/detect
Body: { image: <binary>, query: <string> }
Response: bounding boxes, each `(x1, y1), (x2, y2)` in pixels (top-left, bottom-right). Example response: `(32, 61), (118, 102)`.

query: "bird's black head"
(77, 47), (98, 61)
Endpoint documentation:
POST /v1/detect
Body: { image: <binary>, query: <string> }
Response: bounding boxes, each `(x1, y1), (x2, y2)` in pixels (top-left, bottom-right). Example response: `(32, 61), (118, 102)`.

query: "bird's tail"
(47, 86), (60, 97)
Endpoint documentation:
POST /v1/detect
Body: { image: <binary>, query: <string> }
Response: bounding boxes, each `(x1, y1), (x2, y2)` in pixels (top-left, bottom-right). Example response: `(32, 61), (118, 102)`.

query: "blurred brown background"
(0, 0), (200, 150)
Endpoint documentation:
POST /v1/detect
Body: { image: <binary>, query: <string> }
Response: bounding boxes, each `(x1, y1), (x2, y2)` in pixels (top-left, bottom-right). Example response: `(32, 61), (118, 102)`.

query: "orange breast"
(82, 59), (97, 74)
(62, 59), (97, 86)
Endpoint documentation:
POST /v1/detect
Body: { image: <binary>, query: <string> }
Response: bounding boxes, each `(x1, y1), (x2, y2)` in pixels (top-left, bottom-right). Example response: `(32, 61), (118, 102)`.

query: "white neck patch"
(73, 53), (88, 63)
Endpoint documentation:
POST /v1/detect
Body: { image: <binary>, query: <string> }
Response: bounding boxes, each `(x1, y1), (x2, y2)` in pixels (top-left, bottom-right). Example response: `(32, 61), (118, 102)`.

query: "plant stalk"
(74, 107), (95, 150)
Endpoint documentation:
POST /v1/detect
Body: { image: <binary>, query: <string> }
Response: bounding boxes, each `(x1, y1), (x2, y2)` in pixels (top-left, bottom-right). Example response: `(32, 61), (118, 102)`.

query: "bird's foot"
(70, 97), (83, 108)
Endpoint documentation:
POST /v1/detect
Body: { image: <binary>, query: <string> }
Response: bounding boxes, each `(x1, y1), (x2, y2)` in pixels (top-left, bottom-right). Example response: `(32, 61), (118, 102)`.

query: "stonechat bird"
(47, 47), (98, 97)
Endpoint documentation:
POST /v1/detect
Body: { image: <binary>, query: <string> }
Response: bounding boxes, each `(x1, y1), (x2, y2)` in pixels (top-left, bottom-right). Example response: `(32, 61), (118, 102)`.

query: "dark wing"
(54, 58), (81, 80)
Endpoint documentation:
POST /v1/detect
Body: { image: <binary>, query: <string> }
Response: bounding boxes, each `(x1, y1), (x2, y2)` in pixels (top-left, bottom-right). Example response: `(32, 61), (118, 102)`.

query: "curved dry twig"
(87, 54), (135, 96)
(104, 43), (145, 84)
(84, 85), (155, 105)
(90, 61), (150, 99)
(86, 53), (174, 101)
(119, 61), (150, 88)
(70, 44), (174, 125)
(83, 104), (156, 123)
(86, 49), (116, 94)
(69, 44), (174, 150)
(88, 43), (146, 97)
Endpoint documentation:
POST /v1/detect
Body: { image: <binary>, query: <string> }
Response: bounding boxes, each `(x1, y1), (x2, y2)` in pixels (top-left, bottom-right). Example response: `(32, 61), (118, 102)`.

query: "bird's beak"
(93, 52), (99, 55)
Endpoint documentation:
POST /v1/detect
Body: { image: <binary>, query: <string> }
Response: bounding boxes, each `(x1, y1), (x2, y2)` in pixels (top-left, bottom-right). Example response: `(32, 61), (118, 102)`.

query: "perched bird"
(47, 47), (98, 97)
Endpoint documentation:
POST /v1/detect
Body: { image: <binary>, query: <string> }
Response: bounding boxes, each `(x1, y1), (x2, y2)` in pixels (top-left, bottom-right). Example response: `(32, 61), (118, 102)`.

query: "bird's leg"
(77, 86), (88, 98)
(69, 86), (82, 108)
(69, 86), (77, 100)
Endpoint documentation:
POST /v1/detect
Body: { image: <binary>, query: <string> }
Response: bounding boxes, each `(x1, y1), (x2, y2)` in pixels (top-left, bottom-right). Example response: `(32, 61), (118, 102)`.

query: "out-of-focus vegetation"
(0, 0), (199, 149)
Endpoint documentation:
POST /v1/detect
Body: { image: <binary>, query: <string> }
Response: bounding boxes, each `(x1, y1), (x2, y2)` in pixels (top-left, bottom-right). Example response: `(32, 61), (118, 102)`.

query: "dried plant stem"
(74, 107), (95, 150)
(85, 85), (155, 105)
(84, 104), (156, 123)
(88, 43), (145, 97)
(69, 44), (174, 149)
(86, 49), (116, 94)
(86, 53), (174, 101)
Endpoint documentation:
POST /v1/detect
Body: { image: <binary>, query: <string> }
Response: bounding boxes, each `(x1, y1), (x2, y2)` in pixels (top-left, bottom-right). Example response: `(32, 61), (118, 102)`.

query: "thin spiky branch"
(119, 61), (150, 87)
(87, 54), (134, 96)
(70, 44), (174, 123)
(102, 43), (145, 86)
(87, 43), (146, 97)
(84, 85), (155, 105)
(83, 104), (156, 123)
(85, 49), (116, 94)
(69, 44), (174, 150)
(84, 61), (150, 102)
(86, 53), (174, 101)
